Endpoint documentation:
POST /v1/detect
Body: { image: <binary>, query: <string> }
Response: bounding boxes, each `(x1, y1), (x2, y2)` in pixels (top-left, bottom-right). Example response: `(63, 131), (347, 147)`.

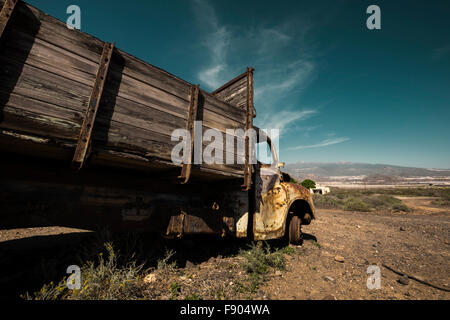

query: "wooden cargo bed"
(0, 0), (255, 182)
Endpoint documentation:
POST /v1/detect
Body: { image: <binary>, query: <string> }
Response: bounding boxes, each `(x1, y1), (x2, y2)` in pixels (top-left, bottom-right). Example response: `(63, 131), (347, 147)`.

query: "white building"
(310, 185), (330, 195)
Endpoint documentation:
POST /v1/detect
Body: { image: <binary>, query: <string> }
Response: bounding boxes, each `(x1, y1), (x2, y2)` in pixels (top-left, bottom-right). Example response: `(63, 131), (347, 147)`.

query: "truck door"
(252, 131), (289, 240)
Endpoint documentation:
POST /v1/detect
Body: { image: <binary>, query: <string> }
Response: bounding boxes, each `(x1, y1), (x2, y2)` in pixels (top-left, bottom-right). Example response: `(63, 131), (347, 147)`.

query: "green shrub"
(343, 197), (371, 212)
(170, 281), (181, 300)
(392, 203), (411, 212)
(279, 245), (295, 255)
(301, 179), (316, 189)
(312, 194), (343, 209)
(239, 242), (286, 294)
(185, 293), (201, 300)
(22, 242), (144, 300)
(289, 177), (299, 184)
(314, 189), (413, 213)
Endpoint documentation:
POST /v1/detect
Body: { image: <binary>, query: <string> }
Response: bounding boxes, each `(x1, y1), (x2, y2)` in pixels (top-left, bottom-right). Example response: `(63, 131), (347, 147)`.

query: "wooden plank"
(0, 101), (244, 171)
(72, 41), (114, 170)
(11, 0), (104, 63)
(0, 91), (245, 157)
(0, 55), (92, 112)
(3, 27), (98, 83)
(11, 1), (193, 102)
(212, 69), (253, 110)
(2, 32), (248, 137)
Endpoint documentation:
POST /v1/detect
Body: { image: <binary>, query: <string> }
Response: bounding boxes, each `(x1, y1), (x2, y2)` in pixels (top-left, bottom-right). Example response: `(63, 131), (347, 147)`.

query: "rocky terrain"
(0, 195), (449, 300)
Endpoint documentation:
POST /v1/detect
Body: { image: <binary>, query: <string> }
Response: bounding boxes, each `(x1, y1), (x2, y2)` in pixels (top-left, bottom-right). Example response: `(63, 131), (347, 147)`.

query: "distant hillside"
(284, 162), (450, 178)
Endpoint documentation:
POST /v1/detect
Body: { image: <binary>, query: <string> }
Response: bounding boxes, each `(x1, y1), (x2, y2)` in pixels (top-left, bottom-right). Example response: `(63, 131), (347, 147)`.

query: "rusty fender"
(253, 182), (316, 241)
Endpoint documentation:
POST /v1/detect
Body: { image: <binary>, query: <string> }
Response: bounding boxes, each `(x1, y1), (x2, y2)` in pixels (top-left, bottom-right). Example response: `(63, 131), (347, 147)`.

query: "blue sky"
(28, 0), (450, 168)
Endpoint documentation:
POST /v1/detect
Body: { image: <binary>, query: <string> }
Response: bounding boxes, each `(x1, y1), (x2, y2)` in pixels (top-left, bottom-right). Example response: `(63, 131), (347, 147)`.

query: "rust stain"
(253, 181), (316, 240)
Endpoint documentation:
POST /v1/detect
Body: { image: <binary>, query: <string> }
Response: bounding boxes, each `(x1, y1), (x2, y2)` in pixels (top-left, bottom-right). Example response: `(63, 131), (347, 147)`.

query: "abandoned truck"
(0, 0), (315, 244)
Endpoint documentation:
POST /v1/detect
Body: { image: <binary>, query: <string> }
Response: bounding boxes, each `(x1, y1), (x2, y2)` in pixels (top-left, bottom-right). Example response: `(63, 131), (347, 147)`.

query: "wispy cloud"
(193, 0), (231, 88)
(192, 0), (315, 95)
(191, 1), (349, 155)
(259, 109), (317, 139)
(254, 60), (314, 98)
(287, 137), (350, 150)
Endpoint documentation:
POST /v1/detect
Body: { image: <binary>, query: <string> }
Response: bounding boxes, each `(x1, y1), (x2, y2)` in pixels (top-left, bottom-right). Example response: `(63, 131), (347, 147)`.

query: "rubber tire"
(288, 215), (302, 244)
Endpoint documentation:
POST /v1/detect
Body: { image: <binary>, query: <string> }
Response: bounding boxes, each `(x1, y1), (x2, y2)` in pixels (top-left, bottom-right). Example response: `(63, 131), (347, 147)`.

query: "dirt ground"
(262, 207), (449, 300)
(0, 196), (449, 300)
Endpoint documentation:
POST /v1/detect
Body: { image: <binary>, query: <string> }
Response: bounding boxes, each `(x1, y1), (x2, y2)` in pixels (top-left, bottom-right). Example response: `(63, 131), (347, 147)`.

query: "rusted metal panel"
(0, 0), (17, 40)
(165, 209), (235, 237)
(179, 84), (200, 184)
(253, 176), (316, 240)
(72, 41), (115, 170)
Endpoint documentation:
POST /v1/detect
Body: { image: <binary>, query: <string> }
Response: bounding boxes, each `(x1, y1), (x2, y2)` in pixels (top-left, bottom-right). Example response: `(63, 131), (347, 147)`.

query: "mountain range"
(284, 162), (450, 178)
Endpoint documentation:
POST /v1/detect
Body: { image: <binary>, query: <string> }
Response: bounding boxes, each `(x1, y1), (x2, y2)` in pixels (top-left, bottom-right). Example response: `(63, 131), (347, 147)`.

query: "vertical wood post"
(179, 84), (200, 184)
(242, 67), (254, 191)
(72, 41), (114, 170)
(0, 0), (18, 40)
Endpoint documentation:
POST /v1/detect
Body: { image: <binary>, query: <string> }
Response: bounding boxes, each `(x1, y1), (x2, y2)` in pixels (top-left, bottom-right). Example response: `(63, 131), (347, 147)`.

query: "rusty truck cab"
(249, 128), (316, 244)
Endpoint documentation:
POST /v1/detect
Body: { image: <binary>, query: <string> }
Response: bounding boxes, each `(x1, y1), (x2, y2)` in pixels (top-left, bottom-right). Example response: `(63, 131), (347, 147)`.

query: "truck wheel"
(288, 215), (302, 244)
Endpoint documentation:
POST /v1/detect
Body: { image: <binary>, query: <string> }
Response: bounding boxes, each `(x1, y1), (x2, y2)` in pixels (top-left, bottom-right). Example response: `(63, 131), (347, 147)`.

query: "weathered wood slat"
(0, 128), (245, 180)
(1, 99), (245, 168)
(0, 60), (247, 145)
(213, 77), (248, 109)
(0, 56), (91, 111)
(9, 1), (194, 101)
(0, 90), (246, 157)
(213, 69), (253, 110)
(9, 0), (104, 62)
(4, 28), (98, 82)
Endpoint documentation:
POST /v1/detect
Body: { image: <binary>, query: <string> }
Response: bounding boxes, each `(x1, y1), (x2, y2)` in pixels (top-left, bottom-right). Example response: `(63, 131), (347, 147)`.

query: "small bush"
(313, 194), (343, 209)
(157, 248), (177, 270)
(170, 281), (181, 300)
(314, 190), (412, 213)
(392, 203), (411, 212)
(279, 245), (295, 255)
(239, 242), (286, 293)
(289, 177), (299, 184)
(343, 197), (371, 212)
(301, 179), (316, 189)
(23, 242), (145, 300)
(185, 293), (201, 300)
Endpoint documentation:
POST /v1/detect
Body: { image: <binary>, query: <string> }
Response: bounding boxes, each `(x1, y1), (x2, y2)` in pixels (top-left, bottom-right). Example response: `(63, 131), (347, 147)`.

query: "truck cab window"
(256, 141), (273, 165)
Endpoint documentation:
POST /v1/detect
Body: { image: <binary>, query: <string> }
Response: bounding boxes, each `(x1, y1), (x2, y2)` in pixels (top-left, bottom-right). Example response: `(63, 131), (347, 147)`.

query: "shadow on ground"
(0, 229), (297, 299)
